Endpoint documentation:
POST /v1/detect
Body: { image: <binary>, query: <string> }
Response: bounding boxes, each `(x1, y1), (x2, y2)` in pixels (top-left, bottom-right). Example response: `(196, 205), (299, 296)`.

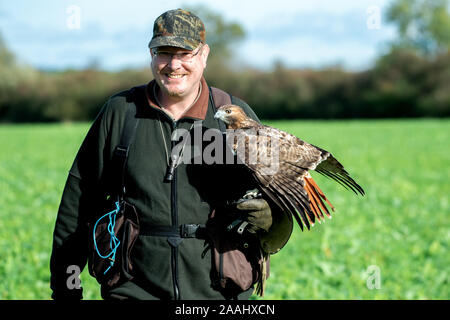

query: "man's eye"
(178, 52), (191, 58)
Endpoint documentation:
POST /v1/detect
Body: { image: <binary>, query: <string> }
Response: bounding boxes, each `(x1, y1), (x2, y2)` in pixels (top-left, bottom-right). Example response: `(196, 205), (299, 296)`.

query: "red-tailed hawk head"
(214, 104), (258, 129)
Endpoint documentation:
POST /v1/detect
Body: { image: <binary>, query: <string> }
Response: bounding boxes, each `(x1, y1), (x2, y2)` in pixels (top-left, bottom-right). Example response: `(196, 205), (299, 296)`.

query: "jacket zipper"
(170, 120), (180, 300)
(158, 112), (181, 300)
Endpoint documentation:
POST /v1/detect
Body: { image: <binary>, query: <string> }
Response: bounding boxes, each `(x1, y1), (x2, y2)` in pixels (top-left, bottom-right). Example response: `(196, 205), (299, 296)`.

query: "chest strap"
(140, 224), (207, 239)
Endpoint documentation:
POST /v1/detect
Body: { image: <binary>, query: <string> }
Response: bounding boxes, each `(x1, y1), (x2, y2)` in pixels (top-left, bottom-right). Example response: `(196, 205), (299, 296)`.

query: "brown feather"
(275, 174), (315, 226)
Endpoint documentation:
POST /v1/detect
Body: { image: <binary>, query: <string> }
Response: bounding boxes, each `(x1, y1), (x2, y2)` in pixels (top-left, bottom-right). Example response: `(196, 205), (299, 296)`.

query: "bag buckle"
(180, 224), (200, 238)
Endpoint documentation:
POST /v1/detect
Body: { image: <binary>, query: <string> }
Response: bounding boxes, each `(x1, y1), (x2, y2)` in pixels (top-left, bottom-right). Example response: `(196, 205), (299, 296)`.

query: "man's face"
(151, 44), (210, 98)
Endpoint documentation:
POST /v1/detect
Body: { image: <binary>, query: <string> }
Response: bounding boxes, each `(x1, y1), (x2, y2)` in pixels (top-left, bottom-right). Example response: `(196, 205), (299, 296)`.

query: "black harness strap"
(111, 88), (140, 199)
(140, 224), (207, 239)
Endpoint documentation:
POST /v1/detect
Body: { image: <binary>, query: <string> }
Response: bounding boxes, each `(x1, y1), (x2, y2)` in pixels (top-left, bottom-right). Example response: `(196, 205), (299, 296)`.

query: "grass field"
(0, 119), (448, 300)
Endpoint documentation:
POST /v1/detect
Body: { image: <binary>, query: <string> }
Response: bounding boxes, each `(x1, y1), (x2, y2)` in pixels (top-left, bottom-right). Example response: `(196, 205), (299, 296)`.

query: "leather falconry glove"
(235, 198), (273, 234)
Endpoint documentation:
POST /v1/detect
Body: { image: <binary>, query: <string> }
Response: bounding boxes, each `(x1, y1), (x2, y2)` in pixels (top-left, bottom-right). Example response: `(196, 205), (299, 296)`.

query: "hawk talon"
(242, 189), (262, 200)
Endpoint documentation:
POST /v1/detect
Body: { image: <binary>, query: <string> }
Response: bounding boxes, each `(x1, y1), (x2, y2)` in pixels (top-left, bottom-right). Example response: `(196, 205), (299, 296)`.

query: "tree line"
(1, 47), (449, 122)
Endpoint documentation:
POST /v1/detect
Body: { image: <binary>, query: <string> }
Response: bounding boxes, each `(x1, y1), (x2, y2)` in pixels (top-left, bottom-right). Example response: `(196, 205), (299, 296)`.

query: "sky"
(0, 0), (397, 71)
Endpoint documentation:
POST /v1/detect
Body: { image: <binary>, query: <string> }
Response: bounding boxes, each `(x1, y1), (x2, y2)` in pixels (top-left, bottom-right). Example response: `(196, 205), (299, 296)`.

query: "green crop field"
(0, 119), (448, 300)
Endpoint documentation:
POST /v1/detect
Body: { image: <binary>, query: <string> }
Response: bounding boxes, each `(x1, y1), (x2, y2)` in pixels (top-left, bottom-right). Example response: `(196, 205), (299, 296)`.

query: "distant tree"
(0, 32), (15, 67)
(182, 4), (246, 63)
(386, 0), (450, 56)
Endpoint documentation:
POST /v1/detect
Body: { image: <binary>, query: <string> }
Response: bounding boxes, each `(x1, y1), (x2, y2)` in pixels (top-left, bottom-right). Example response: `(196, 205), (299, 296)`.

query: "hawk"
(214, 104), (365, 231)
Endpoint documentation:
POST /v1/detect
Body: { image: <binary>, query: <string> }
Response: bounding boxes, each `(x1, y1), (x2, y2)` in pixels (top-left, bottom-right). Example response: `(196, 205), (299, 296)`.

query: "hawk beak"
(214, 110), (226, 121)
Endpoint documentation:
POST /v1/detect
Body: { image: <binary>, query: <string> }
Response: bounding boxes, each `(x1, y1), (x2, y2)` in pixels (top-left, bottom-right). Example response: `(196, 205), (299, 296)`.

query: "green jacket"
(50, 78), (262, 300)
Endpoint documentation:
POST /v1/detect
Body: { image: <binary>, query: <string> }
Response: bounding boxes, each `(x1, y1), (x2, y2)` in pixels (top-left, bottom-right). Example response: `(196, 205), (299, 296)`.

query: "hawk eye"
(225, 109), (231, 114)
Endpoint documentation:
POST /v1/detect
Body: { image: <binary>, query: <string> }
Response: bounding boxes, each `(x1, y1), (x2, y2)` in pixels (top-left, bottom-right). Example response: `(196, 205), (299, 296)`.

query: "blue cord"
(93, 201), (121, 274)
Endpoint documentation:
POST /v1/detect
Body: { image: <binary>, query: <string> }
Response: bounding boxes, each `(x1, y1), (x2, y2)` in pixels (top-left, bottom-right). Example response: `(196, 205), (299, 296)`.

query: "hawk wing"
(313, 146), (365, 196)
(231, 125), (339, 230)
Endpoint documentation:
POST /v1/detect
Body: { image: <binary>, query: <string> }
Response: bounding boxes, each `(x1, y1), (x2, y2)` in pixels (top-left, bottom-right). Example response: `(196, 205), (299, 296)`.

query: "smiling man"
(50, 8), (292, 300)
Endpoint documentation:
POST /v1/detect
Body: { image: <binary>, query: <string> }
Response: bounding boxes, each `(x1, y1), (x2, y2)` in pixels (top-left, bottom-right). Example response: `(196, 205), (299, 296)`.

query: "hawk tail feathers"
(304, 176), (335, 222)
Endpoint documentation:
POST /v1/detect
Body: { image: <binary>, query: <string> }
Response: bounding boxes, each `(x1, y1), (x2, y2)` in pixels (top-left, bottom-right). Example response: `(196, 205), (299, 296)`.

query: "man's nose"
(166, 55), (183, 69)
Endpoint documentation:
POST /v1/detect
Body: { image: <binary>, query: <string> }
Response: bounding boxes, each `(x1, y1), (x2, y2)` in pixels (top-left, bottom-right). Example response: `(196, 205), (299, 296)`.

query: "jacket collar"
(145, 77), (210, 120)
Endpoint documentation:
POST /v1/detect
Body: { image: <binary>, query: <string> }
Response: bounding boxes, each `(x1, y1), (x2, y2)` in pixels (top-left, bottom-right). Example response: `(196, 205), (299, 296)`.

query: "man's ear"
(201, 44), (210, 68)
(149, 49), (154, 68)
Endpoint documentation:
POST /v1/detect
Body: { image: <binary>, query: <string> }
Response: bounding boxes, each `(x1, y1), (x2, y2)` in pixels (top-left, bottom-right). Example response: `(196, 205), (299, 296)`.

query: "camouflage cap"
(148, 9), (206, 51)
